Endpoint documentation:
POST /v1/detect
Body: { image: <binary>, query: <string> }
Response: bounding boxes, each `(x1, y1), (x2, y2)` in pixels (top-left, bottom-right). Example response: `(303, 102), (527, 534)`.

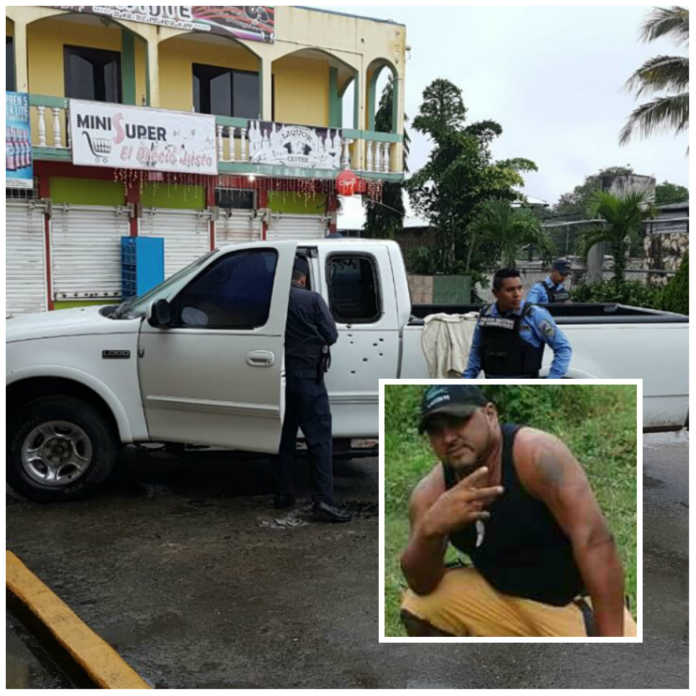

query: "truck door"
(319, 247), (400, 438)
(137, 241), (296, 452)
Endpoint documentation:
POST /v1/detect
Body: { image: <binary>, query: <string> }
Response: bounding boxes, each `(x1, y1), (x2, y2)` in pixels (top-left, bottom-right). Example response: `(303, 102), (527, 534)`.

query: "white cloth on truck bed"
(421, 312), (479, 378)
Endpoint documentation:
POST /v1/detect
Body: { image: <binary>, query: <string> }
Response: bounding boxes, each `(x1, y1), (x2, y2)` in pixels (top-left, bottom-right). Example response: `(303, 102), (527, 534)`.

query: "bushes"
(570, 250), (689, 315)
(661, 251), (689, 315)
(570, 279), (664, 308)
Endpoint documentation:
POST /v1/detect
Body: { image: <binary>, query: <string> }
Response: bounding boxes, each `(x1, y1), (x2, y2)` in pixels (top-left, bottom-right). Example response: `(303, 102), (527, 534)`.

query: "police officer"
(462, 268), (572, 379)
(526, 259), (572, 304)
(274, 255), (352, 523)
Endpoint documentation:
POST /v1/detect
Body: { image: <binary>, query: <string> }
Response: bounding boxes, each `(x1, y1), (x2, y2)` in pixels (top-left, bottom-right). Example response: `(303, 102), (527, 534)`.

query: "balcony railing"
(27, 94), (403, 180)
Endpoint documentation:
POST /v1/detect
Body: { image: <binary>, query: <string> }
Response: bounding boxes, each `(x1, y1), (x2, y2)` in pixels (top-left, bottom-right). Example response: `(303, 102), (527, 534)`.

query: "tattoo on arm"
(535, 446), (566, 489)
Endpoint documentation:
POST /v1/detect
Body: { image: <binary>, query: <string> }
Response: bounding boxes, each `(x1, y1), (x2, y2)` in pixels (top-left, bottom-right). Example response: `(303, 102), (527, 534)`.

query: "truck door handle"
(246, 350), (275, 367)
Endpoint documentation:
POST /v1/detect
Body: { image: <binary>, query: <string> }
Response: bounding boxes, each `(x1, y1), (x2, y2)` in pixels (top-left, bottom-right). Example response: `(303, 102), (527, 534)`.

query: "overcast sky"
(334, 2), (689, 206)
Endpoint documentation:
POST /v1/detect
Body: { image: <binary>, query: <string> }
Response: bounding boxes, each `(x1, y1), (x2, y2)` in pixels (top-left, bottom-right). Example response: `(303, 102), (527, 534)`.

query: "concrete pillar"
(586, 242), (605, 283)
(147, 39), (159, 107)
(13, 20), (29, 93)
(260, 56), (273, 121)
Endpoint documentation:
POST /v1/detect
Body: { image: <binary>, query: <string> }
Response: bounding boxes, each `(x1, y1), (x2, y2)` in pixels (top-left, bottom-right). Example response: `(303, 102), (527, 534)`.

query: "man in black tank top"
(399, 384), (635, 637)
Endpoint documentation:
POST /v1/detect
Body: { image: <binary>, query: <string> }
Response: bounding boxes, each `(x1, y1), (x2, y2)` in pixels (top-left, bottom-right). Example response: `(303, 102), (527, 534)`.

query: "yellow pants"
(401, 567), (637, 637)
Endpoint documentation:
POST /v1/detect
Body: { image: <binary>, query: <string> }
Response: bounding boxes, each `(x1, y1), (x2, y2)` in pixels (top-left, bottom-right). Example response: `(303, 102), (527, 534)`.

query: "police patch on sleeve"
(539, 320), (555, 339)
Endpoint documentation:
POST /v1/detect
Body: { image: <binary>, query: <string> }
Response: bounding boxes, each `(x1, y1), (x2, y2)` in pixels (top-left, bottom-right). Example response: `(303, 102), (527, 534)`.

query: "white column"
(260, 56), (273, 122)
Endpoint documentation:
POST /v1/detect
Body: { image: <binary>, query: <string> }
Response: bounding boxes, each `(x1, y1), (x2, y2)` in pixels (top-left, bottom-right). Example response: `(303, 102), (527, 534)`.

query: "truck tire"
(7, 395), (119, 502)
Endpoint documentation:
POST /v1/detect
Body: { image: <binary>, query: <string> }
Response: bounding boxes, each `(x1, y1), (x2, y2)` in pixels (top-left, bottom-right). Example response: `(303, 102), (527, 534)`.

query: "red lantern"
(336, 168), (358, 196)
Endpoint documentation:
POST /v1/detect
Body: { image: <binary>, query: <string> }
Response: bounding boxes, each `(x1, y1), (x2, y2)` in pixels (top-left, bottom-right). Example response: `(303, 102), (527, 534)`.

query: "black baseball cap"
(418, 385), (489, 434)
(552, 258), (571, 275)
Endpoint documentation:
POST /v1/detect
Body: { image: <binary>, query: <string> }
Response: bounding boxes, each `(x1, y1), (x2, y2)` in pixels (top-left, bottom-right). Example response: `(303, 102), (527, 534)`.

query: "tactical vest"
(443, 424), (585, 606)
(542, 280), (570, 303)
(478, 304), (544, 378)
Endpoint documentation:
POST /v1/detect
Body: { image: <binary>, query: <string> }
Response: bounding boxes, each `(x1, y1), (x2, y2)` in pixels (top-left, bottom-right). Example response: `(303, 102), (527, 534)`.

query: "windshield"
(114, 250), (217, 318)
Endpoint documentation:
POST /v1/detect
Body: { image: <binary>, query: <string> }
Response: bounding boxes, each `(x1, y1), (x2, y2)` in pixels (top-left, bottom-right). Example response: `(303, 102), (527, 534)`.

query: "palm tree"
(583, 191), (656, 284)
(465, 198), (553, 271)
(619, 6), (689, 145)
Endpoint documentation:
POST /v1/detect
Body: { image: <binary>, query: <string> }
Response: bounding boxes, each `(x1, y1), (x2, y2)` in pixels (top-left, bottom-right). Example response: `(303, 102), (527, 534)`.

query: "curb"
(6, 550), (151, 689)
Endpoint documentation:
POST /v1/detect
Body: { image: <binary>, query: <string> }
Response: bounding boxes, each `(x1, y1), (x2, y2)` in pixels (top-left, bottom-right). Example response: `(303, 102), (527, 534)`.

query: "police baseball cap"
(418, 385), (489, 434)
(552, 258), (571, 275)
(293, 255), (309, 277)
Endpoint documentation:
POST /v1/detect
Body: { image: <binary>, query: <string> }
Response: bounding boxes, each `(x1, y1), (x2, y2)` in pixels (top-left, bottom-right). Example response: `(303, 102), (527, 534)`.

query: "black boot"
(312, 500), (352, 523)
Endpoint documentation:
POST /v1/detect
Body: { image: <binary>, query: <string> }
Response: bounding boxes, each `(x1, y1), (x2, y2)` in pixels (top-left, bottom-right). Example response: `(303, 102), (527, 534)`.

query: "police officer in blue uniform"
(526, 259), (572, 304)
(274, 256), (352, 523)
(463, 268), (572, 379)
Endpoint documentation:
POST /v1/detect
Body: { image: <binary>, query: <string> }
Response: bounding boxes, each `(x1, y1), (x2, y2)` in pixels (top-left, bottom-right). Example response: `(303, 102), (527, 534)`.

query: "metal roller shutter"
(139, 208), (211, 278)
(50, 205), (129, 300)
(6, 201), (48, 313)
(266, 213), (328, 240)
(215, 210), (262, 246)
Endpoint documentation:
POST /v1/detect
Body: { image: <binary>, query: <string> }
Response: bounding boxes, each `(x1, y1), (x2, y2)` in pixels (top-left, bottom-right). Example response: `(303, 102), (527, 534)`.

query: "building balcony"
(27, 94), (404, 182)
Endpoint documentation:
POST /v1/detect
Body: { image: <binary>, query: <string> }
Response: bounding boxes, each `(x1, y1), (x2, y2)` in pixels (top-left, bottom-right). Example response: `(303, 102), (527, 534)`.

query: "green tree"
(465, 198), (553, 270)
(406, 78), (537, 274)
(620, 6), (689, 145)
(583, 191), (656, 284)
(363, 74), (410, 239)
(654, 180), (689, 205)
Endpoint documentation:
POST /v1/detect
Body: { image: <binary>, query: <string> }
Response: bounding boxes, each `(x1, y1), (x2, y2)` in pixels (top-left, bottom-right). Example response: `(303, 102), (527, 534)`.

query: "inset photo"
(380, 380), (641, 642)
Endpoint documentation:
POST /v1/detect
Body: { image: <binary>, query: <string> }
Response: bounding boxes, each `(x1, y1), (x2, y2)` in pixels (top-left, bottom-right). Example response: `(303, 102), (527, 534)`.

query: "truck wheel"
(7, 396), (119, 503)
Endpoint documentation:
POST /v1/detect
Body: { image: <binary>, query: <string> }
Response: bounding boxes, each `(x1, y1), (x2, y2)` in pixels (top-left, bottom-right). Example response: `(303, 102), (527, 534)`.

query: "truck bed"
(409, 303), (688, 324)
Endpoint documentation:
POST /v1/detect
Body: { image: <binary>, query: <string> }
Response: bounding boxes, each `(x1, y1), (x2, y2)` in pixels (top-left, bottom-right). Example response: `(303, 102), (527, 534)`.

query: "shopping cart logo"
(82, 130), (112, 162)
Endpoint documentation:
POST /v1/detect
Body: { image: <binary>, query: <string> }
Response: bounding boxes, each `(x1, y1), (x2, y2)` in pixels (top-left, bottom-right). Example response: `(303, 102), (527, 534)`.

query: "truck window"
(326, 253), (381, 323)
(173, 249), (277, 329)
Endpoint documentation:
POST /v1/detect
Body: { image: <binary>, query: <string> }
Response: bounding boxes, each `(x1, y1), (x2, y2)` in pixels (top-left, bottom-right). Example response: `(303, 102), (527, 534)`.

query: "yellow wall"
(272, 55), (328, 127)
(158, 37), (260, 112)
(26, 17), (123, 96)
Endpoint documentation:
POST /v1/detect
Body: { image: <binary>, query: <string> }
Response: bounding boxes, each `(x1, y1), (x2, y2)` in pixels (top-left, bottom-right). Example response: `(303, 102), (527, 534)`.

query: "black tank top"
(443, 424), (584, 606)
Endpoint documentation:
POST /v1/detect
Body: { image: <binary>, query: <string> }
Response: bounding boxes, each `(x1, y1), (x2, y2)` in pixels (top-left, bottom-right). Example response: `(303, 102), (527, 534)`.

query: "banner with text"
(57, 6), (274, 42)
(70, 100), (218, 175)
(6, 92), (34, 189)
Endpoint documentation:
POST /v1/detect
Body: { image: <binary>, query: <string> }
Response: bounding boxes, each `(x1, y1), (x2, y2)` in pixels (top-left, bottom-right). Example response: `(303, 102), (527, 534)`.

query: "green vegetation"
(620, 6), (689, 145)
(582, 191), (656, 284)
(405, 78), (537, 276)
(655, 181), (688, 206)
(570, 279), (664, 309)
(465, 198), (552, 270)
(384, 384), (638, 637)
(661, 250), (689, 315)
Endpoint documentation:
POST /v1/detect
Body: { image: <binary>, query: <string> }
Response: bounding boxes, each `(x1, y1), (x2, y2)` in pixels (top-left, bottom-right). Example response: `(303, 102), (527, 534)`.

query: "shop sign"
(6, 92), (33, 190)
(70, 100), (217, 175)
(56, 6), (275, 42)
(249, 121), (343, 170)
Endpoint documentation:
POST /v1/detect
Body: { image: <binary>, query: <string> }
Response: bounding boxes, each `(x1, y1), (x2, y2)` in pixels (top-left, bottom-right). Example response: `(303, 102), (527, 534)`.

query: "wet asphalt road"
(6, 432), (688, 689)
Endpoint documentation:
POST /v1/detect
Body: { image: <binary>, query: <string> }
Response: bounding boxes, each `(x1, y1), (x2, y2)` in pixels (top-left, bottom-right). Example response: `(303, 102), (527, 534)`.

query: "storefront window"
(64, 45), (121, 103)
(193, 63), (260, 119)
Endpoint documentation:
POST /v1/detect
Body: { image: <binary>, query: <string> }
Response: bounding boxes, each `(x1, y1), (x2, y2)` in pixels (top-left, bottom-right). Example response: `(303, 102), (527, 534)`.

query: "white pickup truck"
(6, 238), (688, 501)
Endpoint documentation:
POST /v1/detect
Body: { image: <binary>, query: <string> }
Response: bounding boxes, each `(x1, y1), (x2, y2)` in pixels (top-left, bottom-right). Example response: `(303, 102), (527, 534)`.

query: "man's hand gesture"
(421, 467), (504, 539)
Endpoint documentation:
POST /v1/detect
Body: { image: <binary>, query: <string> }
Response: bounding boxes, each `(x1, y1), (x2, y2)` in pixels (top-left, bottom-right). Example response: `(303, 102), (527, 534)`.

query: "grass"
(384, 384), (638, 637)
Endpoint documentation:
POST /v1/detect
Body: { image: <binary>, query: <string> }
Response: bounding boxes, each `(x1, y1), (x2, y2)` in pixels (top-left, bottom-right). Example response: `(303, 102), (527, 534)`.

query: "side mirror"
(148, 299), (172, 328)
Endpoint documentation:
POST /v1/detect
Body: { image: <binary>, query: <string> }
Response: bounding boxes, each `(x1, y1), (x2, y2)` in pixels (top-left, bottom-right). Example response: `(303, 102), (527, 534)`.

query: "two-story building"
(6, 6), (406, 312)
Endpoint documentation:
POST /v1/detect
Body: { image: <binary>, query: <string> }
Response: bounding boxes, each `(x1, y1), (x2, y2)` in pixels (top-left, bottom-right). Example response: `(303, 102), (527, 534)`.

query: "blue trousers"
(276, 376), (334, 504)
